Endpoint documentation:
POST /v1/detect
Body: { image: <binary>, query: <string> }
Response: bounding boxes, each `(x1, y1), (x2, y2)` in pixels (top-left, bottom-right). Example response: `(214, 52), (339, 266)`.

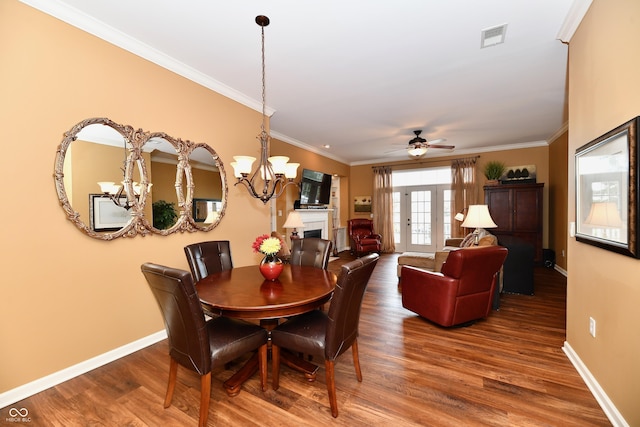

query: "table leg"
(223, 353), (259, 396)
(280, 349), (318, 381)
(221, 320), (319, 395)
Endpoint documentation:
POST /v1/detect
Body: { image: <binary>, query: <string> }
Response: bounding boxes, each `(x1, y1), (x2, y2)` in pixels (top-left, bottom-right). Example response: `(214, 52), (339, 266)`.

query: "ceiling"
(27, 0), (576, 165)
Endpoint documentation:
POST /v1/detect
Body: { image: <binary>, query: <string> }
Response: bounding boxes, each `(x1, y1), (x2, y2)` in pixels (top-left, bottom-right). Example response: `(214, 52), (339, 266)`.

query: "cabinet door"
(513, 187), (540, 232)
(485, 187), (512, 231)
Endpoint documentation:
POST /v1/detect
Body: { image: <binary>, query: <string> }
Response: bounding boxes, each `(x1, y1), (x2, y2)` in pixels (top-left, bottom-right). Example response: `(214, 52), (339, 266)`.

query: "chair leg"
(352, 339), (363, 382)
(325, 359), (338, 418)
(258, 344), (268, 392)
(272, 344), (281, 391)
(199, 372), (211, 427)
(164, 357), (178, 408)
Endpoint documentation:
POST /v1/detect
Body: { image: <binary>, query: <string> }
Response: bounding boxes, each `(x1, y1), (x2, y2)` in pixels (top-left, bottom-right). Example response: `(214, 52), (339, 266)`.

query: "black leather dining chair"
(289, 237), (333, 270)
(270, 253), (379, 418)
(141, 263), (268, 427)
(184, 241), (233, 318)
(184, 240), (233, 282)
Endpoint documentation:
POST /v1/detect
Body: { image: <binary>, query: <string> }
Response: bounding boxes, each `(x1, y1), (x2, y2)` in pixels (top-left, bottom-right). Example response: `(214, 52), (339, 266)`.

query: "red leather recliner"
(347, 219), (382, 257)
(400, 245), (508, 327)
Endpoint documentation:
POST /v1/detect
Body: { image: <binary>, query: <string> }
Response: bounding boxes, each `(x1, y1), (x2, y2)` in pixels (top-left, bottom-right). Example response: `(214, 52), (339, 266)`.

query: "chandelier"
(231, 15), (299, 204)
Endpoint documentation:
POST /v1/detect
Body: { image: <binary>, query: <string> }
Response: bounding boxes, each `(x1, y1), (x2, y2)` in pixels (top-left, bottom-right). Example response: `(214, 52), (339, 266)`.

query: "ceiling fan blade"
(428, 144), (455, 149)
(426, 138), (446, 145)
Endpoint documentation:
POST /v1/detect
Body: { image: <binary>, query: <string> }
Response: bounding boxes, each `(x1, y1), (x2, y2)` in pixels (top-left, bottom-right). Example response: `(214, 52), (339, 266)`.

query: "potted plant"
(483, 161), (506, 185)
(152, 200), (178, 230)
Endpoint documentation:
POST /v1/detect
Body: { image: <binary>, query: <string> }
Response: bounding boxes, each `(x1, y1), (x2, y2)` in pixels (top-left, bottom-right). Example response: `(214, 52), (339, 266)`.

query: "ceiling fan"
(405, 130), (454, 158)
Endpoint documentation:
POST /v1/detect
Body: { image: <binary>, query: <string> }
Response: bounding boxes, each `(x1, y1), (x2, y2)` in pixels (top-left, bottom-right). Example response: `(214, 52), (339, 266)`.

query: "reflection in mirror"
(54, 118), (227, 239)
(54, 118), (140, 240)
(145, 133), (188, 234)
(188, 144), (227, 231)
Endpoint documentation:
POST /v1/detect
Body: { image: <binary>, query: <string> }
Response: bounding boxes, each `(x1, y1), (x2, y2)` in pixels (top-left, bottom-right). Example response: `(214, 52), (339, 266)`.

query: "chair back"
(184, 240), (233, 282)
(290, 238), (333, 269)
(347, 218), (374, 240)
(141, 263), (211, 375)
(441, 246), (508, 295)
(325, 253), (379, 359)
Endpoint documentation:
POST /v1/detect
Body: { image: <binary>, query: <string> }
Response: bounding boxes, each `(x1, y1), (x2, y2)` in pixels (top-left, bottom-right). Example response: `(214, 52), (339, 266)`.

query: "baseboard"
(562, 341), (629, 427)
(554, 264), (568, 277)
(0, 330), (167, 409)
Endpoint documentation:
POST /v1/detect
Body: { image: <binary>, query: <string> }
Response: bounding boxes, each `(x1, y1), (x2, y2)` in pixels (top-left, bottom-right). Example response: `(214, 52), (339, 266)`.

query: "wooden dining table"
(195, 264), (337, 395)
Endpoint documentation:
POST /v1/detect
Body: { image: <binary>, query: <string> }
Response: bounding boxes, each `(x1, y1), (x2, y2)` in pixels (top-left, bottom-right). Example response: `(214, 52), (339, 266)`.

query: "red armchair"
(347, 219), (382, 257)
(400, 245), (508, 327)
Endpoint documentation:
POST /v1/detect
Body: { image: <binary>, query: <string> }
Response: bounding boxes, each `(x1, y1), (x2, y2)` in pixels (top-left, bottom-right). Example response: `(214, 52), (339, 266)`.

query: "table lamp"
(283, 211), (305, 240)
(584, 202), (623, 228)
(460, 204), (497, 245)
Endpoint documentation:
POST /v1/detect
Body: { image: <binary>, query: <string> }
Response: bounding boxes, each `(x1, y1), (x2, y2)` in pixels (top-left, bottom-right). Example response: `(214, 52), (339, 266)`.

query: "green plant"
(483, 161), (506, 180)
(152, 200), (178, 230)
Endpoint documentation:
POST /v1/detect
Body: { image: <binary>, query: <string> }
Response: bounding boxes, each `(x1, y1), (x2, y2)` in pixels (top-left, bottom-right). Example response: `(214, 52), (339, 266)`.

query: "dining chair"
(140, 263), (268, 427)
(270, 253), (379, 418)
(184, 240), (233, 282)
(289, 237), (333, 270)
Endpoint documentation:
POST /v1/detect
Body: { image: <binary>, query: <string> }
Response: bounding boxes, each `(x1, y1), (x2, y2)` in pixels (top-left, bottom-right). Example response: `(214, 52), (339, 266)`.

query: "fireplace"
(304, 229), (322, 238)
(295, 209), (332, 240)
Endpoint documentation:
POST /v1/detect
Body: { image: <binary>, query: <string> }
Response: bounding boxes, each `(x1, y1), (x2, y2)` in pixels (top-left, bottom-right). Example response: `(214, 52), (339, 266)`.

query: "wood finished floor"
(3, 253), (611, 426)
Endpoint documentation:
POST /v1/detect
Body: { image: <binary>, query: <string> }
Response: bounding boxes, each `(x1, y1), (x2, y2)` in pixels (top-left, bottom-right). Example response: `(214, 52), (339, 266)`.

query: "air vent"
(481, 23), (507, 48)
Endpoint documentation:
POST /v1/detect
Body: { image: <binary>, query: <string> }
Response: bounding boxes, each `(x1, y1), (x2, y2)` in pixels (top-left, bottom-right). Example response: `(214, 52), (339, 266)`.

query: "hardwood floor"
(4, 253), (611, 426)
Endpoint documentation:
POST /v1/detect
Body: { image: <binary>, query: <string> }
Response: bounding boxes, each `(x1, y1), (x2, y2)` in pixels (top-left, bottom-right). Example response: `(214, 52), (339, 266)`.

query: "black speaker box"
(543, 249), (555, 268)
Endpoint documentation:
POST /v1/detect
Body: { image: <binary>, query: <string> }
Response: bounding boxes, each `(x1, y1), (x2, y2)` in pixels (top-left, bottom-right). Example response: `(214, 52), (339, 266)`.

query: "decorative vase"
(259, 254), (283, 281)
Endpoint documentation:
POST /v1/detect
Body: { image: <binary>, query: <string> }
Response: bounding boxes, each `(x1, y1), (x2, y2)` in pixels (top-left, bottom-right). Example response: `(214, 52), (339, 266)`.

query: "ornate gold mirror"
(54, 118), (227, 239)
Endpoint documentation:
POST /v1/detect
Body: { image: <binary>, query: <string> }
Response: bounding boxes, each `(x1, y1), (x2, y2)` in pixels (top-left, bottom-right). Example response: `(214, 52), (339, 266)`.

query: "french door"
(393, 185), (452, 253)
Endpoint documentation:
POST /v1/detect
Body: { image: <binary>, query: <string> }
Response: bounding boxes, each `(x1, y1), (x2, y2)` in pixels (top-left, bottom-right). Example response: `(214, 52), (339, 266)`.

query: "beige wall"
(270, 139), (350, 233)
(0, 1), (275, 392)
(548, 130), (568, 270)
(568, 0), (640, 423)
(349, 146), (551, 249)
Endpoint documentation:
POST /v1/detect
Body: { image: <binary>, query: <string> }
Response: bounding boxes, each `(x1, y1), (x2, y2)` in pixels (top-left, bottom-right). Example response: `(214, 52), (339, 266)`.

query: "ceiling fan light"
(408, 146), (428, 157)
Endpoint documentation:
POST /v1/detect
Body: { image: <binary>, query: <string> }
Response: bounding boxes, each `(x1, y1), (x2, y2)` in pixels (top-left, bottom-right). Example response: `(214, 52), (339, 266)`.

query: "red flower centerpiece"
(253, 234), (284, 281)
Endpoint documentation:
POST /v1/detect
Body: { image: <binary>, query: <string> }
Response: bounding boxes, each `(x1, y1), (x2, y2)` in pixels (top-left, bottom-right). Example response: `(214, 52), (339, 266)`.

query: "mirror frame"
(54, 117), (227, 240)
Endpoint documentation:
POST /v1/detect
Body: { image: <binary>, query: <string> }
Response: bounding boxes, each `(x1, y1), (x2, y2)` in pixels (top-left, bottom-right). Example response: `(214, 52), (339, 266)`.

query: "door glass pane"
(393, 191), (401, 244)
(443, 189), (452, 240)
(411, 190), (431, 245)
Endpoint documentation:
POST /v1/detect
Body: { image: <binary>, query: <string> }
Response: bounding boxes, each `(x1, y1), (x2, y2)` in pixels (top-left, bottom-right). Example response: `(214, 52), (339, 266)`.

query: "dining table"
(195, 263), (338, 396)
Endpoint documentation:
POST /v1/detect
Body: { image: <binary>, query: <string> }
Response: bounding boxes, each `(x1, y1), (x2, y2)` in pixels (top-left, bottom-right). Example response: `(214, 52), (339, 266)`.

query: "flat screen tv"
(299, 168), (332, 206)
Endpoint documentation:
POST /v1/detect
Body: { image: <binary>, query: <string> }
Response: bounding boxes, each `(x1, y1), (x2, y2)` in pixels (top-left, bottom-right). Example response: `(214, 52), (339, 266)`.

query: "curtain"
(451, 157), (478, 237)
(372, 166), (395, 253)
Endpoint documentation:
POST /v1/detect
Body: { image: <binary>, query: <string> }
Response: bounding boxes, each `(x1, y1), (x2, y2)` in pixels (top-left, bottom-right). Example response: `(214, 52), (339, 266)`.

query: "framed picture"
(90, 194), (132, 231)
(575, 117), (639, 258)
(354, 196), (372, 213)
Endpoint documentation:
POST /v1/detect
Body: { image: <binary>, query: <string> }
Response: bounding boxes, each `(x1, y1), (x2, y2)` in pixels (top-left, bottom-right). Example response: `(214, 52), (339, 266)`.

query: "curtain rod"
(371, 155), (480, 168)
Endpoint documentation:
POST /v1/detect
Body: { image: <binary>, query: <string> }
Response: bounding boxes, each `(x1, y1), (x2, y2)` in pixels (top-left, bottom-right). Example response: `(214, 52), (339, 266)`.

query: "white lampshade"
(283, 211), (305, 229)
(97, 181), (121, 194)
(461, 205), (497, 229)
(229, 162), (243, 178)
(268, 156), (290, 175)
(284, 162), (299, 179)
(232, 156), (256, 176)
(454, 212), (465, 222)
(584, 202), (623, 227)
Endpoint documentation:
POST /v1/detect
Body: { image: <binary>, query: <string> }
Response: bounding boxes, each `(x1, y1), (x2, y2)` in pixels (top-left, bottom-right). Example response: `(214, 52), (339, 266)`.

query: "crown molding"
(19, 0), (273, 116)
(557, 0), (593, 43)
(270, 130), (349, 165)
(351, 140), (549, 167)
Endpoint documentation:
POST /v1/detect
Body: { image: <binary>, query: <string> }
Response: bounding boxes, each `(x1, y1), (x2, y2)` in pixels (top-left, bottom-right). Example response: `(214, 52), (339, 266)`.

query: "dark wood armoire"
(484, 183), (544, 263)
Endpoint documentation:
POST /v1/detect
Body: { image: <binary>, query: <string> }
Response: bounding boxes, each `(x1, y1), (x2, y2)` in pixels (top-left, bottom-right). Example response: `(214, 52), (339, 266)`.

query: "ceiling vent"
(481, 24), (507, 48)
